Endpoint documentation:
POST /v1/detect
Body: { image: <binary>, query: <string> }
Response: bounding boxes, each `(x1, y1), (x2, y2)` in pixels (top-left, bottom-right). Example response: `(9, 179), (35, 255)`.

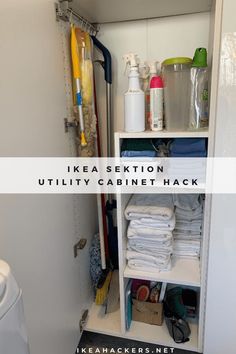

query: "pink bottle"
(150, 76), (164, 131)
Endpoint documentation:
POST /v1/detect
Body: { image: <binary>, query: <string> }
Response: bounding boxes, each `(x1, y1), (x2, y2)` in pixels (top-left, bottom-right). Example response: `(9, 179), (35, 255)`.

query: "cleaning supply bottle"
(150, 76), (164, 131)
(123, 53), (145, 132)
(189, 48), (209, 129)
(146, 61), (158, 129)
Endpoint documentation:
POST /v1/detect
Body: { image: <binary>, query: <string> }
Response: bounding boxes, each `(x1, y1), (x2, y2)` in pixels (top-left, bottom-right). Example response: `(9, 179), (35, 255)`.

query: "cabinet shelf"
(128, 318), (199, 352)
(85, 303), (121, 336)
(124, 257), (201, 287)
(116, 129), (209, 139)
(85, 303), (200, 352)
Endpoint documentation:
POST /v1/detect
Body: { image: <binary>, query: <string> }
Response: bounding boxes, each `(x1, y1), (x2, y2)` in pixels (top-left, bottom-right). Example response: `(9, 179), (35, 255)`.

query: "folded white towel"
(173, 240), (201, 258)
(128, 237), (173, 247)
(172, 253), (200, 260)
(175, 206), (203, 221)
(174, 239), (201, 249)
(173, 194), (202, 211)
(128, 238), (173, 256)
(175, 220), (202, 233)
(173, 231), (201, 240)
(128, 222), (174, 238)
(128, 214), (176, 231)
(126, 250), (171, 272)
(125, 194), (174, 221)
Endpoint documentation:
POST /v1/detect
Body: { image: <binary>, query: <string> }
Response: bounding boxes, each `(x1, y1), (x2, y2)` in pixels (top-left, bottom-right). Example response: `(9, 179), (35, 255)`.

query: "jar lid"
(162, 57), (192, 66)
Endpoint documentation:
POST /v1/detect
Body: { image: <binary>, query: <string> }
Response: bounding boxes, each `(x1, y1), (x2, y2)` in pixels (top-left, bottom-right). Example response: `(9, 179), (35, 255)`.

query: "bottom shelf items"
(85, 297), (201, 352)
(128, 318), (199, 352)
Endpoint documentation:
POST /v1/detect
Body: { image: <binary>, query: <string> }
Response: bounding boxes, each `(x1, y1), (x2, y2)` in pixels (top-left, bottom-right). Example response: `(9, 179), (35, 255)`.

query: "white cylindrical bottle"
(123, 54), (145, 132)
(124, 69), (145, 132)
(150, 76), (164, 131)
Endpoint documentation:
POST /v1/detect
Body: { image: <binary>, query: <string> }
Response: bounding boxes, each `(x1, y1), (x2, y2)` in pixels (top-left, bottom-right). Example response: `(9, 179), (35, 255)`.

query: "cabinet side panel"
(198, 1), (223, 351)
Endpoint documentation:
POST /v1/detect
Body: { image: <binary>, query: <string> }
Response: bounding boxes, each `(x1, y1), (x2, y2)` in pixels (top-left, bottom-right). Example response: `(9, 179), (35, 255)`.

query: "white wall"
(94, 13), (210, 154)
(0, 1), (97, 354)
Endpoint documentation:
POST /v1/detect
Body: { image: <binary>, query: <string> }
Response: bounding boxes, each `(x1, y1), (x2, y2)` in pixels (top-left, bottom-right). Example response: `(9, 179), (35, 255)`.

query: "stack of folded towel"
(173, 194), (203, 259)
(173, 240), (201, 259)
(167, 138), (207, 186)
(169, 138), (207, 157)
(125, 194), (175, 272)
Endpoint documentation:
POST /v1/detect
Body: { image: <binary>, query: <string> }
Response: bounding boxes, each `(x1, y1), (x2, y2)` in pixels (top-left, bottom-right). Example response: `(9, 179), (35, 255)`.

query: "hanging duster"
(71, 25), (87, 147)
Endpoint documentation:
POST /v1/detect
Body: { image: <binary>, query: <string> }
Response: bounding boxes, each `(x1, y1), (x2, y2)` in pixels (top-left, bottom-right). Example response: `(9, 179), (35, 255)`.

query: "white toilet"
(0, 260), (30, 354)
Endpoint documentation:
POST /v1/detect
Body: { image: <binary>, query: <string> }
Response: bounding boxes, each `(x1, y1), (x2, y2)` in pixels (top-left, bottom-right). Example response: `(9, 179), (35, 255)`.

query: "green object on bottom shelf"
(165, 287), (187, 319)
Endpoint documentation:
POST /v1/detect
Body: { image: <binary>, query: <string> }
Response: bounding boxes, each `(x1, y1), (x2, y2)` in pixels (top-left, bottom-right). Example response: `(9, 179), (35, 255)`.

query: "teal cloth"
(121, 139), (155, 152)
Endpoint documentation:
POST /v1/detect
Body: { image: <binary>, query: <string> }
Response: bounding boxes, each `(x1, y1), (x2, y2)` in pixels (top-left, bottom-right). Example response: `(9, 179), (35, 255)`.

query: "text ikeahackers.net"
(76, 348), (175, 354)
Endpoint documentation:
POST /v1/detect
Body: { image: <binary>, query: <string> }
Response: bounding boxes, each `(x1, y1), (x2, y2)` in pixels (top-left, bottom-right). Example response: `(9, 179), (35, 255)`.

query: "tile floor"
(77, 331), (199, 354)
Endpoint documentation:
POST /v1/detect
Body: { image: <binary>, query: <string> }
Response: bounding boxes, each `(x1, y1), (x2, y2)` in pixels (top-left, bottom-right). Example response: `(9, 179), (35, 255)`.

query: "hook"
(87, 23), (90, 34)
(69, 9), (73, 24)
(83, 19), (87, 32)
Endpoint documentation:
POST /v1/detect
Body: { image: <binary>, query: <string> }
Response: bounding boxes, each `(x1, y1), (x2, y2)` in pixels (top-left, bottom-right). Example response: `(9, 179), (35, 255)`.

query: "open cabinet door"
(204, 0), (236, 353)
(0, 1), (97, 354)
(0, 195), (97, 354)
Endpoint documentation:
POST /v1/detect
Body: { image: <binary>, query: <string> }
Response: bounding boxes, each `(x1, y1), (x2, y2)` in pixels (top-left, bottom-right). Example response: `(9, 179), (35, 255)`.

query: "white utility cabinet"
(85, 129), (210, 353)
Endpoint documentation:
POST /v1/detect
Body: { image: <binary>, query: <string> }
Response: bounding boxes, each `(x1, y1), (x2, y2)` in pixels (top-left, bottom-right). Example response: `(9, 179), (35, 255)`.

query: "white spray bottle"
(123, 53), (145, 132)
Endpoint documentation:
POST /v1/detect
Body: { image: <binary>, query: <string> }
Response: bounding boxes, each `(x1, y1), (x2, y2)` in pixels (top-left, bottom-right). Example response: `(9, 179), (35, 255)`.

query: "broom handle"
(91, 36), (112, 158)
(94, 73), (109, 267)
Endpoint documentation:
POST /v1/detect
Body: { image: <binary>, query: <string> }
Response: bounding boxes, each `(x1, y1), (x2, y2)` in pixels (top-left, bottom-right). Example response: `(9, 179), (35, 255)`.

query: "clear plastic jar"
(162, 58), (192, 131)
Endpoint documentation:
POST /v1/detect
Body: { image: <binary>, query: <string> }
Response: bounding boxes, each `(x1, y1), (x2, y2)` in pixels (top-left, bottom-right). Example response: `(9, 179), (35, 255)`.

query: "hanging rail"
(55, 0), (98, 36)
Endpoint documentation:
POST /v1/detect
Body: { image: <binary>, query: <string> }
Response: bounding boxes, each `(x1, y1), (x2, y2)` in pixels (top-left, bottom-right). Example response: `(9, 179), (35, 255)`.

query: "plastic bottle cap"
(162, 57), (192, 66)
(150, 76), (163, 88)
(192, 48), (207, 67)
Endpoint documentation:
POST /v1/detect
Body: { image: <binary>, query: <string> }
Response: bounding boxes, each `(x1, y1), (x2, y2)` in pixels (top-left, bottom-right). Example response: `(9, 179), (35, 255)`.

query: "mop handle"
(71, 26), (87, 147)
(91, 36), (112, 85)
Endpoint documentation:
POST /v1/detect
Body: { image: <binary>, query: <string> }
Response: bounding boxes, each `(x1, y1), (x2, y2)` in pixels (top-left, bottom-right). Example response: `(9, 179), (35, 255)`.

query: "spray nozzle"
(148, 61), (159, 74)
(123, 53), (140, 75)
(139, 62), (150, 79)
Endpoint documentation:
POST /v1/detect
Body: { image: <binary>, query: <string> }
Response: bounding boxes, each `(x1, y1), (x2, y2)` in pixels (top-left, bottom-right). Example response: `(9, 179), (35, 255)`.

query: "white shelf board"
(85, 303), (121, 336)
(116, 129), (209, 139)
(124, 257), (201, 287)
(72, 0), (212, 24)
(127, 318), (200, 352)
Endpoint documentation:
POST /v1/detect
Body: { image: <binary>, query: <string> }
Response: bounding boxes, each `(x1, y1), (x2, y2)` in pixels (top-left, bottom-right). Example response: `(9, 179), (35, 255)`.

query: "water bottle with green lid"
(189, 48), (209, 129)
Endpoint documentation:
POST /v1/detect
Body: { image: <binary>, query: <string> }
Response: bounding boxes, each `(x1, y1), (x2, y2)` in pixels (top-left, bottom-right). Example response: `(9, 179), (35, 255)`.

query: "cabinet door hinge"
(79, 309), (89, 333)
